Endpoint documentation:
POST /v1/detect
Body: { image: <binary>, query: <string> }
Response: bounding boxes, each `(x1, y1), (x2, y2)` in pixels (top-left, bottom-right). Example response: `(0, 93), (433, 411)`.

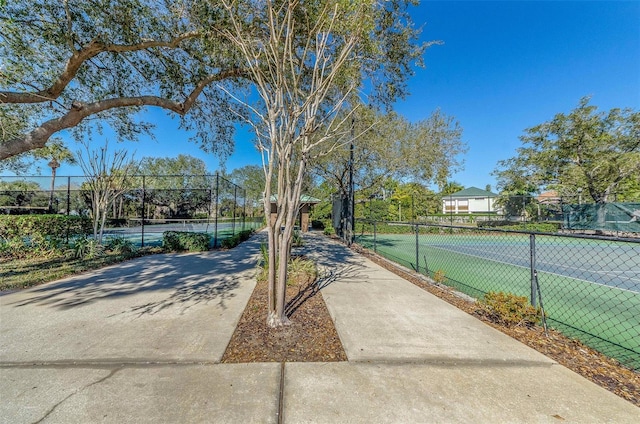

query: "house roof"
(537, 190), (560, 203)
(445, 187), (498, 198)
(269, 194), (321, 204)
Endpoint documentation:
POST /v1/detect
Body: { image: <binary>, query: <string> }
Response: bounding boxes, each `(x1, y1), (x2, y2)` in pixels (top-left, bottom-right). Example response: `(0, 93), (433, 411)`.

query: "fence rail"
(0, 174), (264, 247)
(355, 219), (640, 370)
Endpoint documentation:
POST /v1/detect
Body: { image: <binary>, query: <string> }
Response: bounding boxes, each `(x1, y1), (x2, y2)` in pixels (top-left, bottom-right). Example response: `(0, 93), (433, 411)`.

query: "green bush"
(106, 237), (136, 256)
(356, 221), (444, 235)
(220, 229), (255, 249)
(311, 220), (326, 230)
(72, 236), (105, 259)
(479, 291), (541, 327)
(0, 215), (91, 250)
(292, 229), (303, 247)
(478, 221), (561, 233)
(163, 231), (211, 252)
(323, 224), (335, 236)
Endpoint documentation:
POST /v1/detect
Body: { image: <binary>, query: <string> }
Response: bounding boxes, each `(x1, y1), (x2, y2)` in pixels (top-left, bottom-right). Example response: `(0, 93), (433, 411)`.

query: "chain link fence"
(355, 219), (640, 370)
(0, 174), (264, 247)
(424, 194), (640, 237)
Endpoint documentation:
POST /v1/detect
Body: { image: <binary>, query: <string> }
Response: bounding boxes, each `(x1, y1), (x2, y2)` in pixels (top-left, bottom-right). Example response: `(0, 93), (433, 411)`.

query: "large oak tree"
(1, 0), (244, 160)
(494, 97), (640, 223)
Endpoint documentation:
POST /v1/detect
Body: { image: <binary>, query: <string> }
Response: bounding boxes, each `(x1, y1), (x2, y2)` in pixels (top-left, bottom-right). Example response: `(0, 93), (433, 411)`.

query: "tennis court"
(356, 230), (640, 369)
(103, 217), (264, 247)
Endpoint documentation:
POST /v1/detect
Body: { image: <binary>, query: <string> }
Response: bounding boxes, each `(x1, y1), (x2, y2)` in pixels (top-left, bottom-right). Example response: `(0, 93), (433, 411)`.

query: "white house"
(442, 187), (498, 214)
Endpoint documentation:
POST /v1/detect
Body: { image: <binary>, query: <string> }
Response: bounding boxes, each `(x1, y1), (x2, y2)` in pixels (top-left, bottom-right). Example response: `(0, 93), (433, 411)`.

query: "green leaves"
(1, 0), (242, 159)
(495, 97), (640, 203)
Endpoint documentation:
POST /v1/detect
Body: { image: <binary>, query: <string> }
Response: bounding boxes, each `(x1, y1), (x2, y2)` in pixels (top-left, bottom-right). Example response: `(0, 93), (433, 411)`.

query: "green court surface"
(356, 232), (640, 369)
(103, 219), (264, 248)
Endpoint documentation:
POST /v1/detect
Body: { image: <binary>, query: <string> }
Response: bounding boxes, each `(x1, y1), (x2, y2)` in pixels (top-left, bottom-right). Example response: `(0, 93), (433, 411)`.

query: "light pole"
(47, 158), (60, 212)
(577, 188), (583, 205)
(346, 117), (355, 245)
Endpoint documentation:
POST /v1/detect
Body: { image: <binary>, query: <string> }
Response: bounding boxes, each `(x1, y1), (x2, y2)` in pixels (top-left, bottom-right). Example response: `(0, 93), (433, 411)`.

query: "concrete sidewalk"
(300, 234), (640, 422)
(1, 231), (638, 423)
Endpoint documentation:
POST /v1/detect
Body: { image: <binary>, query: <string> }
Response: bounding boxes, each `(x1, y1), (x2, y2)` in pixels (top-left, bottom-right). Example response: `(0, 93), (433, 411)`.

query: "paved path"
(1, 232), (638, 423)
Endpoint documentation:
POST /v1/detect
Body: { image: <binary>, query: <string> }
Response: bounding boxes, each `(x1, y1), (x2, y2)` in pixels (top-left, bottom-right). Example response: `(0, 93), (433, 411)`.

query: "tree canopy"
(312, 107), (466, 197)
(1, 0), (243, 160)
(494, 97), (640, 204)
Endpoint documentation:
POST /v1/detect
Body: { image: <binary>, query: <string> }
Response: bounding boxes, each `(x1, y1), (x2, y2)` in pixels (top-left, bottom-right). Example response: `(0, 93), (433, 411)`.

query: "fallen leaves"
(221, 261), (347, 363)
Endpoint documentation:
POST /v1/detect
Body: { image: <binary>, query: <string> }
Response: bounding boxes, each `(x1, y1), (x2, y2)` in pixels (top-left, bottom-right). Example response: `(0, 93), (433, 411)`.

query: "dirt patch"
(221, 256), (347, 363)
(350, 243), (640, 407)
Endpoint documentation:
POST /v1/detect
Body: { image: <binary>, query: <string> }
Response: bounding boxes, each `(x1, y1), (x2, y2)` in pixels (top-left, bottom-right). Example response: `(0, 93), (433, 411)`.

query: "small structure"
(269, 195), (321, 232)
(442, 187), (498, 214)
(537, 190), (560, 206)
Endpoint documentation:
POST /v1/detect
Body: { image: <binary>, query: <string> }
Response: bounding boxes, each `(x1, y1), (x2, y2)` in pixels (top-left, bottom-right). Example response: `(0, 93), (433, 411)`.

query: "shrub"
(292, 229), (303, 247)
(256, 244), (316, 285)
(432, 269), (446, 284)
(323, 224), (335, 236)
(479, 291), (541, 327)
(72, 236), (104, 259)
(0, 236), (29, 259)
(478, 221), (561, 233)
(163, 231), (210, 252)
(220, 229), (255, 249)
(311, 220), (325, 230)
(106, 237), (136, 256)
(0, 215), (91, 247)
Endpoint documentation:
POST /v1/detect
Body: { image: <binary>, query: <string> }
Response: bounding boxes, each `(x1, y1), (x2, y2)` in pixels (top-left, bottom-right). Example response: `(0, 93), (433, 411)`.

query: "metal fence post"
(530, 233), (537, 307)
(213, 173), (219, 248)
(66, 176), (71, 216)
(373, 221), (377, 253)
(415, 224), (420, 273)
(243, 188), (247, 231)
(141, 175), (146, 247)
(233, 185), (237, 236)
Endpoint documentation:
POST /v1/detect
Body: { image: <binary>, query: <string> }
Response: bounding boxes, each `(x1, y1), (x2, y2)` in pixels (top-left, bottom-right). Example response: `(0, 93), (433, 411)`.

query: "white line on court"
(420, 244), (640, 295)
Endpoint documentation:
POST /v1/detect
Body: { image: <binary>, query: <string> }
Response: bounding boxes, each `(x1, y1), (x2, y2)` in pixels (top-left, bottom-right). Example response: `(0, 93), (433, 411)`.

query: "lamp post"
(577, 188), (583, 205)
(47, 158), (60, 212)
(346, 117), (355, 245)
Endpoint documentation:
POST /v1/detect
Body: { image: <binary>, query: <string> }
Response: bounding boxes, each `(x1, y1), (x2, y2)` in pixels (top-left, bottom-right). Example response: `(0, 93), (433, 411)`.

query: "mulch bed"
(221, 258), (347, 363)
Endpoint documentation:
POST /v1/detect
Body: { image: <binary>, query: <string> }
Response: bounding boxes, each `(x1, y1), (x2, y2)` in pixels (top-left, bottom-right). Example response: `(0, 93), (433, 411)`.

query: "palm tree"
(34, 140), (76, 213)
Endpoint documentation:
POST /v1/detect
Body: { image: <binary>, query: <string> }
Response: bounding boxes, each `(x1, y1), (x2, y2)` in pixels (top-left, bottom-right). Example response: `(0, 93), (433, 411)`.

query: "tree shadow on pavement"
(6, 234), (266, 315)
(299, 233), (372, 290)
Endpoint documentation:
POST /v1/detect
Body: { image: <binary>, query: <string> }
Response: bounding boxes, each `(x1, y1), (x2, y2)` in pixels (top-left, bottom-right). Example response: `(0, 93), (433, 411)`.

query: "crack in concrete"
(32, 368), (121, 424)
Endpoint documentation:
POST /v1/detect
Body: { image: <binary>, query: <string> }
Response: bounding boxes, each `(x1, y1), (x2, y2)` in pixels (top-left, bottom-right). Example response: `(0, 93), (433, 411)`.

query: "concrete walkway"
(1, 232), (638, 423)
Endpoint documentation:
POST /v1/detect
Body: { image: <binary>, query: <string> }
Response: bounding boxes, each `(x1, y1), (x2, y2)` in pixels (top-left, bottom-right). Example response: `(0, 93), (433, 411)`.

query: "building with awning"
(269, 195), (321, 232)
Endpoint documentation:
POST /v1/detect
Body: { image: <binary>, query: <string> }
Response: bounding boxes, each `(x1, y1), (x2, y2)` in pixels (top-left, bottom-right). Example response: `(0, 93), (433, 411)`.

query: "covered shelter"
(269, 195), (321, 232)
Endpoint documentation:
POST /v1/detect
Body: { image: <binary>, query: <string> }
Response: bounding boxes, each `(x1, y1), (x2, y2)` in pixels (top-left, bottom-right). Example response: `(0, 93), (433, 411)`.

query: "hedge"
(220, 229), (255, 249)
(0, 214), (92, 244)
(162, 231), (211, 252)
(478, 221), (561, 233)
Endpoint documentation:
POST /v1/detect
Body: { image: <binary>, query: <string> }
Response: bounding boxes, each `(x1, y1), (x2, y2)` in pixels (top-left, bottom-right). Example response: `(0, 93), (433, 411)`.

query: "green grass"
(356, 232), (640, 370)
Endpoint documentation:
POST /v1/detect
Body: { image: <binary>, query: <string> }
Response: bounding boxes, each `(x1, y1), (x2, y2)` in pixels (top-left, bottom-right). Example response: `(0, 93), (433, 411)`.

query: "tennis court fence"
(354, 219), (640, 370)
(0, 173), (265, 247)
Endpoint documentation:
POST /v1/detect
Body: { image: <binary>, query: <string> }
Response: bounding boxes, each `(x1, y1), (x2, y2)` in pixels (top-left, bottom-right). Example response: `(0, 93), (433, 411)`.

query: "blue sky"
(48, 1), (640, 191)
